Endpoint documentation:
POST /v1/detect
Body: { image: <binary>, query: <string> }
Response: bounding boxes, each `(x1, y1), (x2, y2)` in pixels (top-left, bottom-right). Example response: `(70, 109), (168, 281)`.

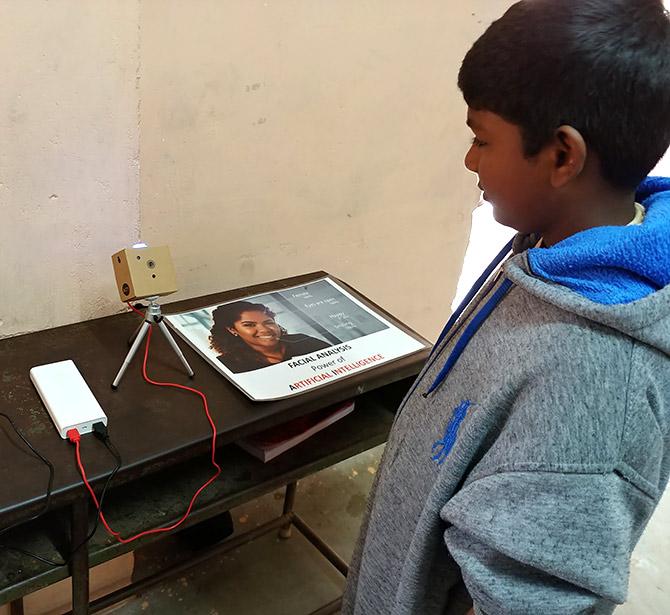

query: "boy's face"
(464, 108), (554, 233)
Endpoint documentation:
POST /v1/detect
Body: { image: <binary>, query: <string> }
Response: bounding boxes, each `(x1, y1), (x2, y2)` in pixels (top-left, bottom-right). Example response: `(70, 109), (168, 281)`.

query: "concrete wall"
(1, 1), (508, 342)
(0, 1), (141, 338)
(139, 1), (506, 339)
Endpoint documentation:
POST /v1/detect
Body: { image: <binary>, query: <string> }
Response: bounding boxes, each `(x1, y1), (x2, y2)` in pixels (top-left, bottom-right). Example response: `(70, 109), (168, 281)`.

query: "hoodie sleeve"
(441, 470), (656, 615)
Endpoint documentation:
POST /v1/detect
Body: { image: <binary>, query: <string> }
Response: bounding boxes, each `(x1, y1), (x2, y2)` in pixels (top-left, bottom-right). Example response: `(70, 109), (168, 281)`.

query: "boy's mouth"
(477, 183), (491, 202)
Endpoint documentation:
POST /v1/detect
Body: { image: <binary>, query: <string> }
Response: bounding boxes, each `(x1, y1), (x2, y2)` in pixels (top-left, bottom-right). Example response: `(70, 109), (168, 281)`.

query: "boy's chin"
(490, 203), (508, 224)
(491, 205), (522, 231)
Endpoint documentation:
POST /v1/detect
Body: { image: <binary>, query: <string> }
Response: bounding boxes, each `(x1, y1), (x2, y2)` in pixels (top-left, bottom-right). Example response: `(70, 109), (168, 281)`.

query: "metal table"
(0, 271), (428, 614)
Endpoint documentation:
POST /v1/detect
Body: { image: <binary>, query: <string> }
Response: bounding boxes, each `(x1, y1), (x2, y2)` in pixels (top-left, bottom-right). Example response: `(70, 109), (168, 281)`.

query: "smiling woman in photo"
(209, 300), (330, 373)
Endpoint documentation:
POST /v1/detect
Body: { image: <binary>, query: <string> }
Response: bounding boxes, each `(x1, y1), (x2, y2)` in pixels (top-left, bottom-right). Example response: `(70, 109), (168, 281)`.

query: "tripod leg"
(112, 321), (151, 389)
(128, 320), (144, 346)
(157, 319), (195, 378)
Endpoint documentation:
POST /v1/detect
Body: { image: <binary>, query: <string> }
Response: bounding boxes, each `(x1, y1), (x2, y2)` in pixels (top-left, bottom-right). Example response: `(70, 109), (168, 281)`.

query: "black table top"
(0, 271), (429, 526)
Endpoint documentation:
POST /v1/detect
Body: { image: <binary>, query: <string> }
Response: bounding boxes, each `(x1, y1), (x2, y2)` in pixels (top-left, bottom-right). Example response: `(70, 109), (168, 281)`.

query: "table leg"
(69, 498), (90, 614)
(9, 598), (24, 615)
(278, 481), (297, 539)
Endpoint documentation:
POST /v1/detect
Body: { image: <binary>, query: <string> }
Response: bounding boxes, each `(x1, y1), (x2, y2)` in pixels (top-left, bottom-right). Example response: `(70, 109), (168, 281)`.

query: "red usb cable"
(68, 304), (222, 544)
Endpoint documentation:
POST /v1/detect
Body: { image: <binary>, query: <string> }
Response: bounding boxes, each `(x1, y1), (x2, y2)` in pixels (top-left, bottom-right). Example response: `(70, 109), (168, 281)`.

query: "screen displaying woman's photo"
(166, 277), (427, 401)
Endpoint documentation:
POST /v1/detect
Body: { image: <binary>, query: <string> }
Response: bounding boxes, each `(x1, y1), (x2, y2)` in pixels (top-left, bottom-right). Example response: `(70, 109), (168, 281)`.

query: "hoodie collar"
(525, 176), (670, 305)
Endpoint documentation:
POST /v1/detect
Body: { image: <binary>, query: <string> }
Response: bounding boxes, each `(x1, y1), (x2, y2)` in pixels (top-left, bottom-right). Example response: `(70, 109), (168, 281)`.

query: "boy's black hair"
(458, 0), (670, 189)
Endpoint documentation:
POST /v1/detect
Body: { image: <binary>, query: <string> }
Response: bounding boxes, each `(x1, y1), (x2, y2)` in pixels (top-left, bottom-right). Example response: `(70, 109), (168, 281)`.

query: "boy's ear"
(549, 125), (587, 188)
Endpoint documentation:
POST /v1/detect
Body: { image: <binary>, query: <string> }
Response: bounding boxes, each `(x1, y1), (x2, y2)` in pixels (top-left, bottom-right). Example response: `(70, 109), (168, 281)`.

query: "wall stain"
(239, 257), (255, 280)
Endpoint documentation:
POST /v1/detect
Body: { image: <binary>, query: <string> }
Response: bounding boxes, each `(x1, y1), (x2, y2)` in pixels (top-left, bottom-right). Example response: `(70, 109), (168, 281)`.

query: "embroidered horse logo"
(431, 400), (471, 466)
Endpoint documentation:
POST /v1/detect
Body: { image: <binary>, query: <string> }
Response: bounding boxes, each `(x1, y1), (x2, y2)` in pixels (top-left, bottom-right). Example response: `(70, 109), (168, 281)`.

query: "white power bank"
(30, 360), (108, 438)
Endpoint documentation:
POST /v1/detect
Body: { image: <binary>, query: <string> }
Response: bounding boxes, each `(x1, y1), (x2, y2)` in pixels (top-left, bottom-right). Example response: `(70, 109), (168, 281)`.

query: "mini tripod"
(112, 296), (194, 389)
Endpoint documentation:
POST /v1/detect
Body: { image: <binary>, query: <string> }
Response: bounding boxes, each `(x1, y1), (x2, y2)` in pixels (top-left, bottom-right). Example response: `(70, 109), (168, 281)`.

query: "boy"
(341, 1), (670, 613)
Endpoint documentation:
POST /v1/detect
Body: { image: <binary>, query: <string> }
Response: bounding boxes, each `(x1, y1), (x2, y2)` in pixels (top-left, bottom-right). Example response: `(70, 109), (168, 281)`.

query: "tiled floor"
(102, 444), (668, 615)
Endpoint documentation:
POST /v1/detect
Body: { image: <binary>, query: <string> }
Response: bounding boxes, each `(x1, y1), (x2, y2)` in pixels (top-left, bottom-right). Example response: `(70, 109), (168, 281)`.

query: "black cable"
(0, 413), (56, 535)
(0, 412), (65, 566)
(0, 416), (122, 566)
(0, 544), (66, 567)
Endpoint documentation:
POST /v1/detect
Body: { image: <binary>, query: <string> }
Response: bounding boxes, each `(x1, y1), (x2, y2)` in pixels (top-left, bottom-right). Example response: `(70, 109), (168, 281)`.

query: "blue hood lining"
(527, 176), (670, 305)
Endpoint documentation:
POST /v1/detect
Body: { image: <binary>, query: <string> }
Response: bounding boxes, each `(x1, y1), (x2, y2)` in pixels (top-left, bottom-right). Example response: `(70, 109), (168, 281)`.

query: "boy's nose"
(464, 146), (479, 173)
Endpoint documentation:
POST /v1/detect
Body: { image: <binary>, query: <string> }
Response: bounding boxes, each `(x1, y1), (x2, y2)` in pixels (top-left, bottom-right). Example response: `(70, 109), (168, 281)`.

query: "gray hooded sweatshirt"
(341, 177), (670, 615)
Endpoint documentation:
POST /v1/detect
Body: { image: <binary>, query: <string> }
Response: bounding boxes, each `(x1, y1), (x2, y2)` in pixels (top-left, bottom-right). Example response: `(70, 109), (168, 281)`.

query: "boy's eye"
(471, 137), (487, 147)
